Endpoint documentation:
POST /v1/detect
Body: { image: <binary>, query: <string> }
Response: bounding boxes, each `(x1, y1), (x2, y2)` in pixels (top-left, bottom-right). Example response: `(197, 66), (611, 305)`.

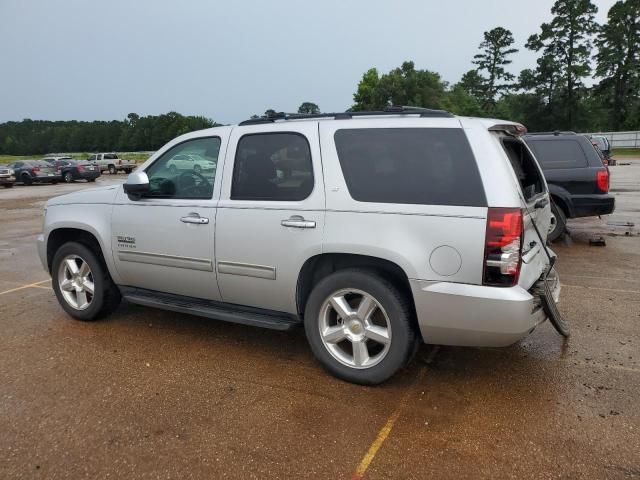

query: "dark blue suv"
(524, 132), (615, 242)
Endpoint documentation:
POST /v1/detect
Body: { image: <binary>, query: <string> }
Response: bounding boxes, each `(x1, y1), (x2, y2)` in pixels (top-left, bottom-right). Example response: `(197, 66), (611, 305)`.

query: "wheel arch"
(295, 253), (416, 319)
(547, 185), (573, 218)
(46, 227), (109, 275)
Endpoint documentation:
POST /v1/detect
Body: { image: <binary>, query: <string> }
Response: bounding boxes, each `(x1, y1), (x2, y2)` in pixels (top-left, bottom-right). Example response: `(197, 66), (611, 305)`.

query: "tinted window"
(104, 154), (118, 160)
(231, 133), (313, 201)
(144, 137), (220, 199)
(333, 128), (486, 206)
(525, 139), (588, 169)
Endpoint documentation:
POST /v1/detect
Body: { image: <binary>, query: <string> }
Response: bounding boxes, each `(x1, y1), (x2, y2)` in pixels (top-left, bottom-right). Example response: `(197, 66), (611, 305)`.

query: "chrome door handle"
(180, 213), (209, 225)
(281, 215), (316, 229)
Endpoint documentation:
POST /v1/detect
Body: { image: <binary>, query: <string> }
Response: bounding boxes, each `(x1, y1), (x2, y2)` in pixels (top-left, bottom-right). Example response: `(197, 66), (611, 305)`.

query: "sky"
(0, 0), (617, 124)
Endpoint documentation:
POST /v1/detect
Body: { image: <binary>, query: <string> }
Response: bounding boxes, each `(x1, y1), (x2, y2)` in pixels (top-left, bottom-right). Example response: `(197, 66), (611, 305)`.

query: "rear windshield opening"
(501, 138), (545, 201)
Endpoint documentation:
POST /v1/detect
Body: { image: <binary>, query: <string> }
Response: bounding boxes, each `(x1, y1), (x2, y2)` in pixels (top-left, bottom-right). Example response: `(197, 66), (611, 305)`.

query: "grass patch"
(0, 152), (153, 165)
(612, 148), (640, 158)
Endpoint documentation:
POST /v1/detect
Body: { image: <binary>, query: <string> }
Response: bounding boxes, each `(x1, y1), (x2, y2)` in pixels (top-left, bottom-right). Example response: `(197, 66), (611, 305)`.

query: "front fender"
(44, 204), (121, 284)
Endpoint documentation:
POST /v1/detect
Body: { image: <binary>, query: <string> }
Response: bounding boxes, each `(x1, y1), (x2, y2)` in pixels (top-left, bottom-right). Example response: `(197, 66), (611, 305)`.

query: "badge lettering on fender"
(117, 235), (136, 250)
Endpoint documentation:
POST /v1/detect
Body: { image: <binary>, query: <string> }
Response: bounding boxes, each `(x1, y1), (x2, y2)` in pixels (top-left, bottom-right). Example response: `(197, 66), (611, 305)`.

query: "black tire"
(88, 178), (96, 182)
(541, 274), (570, 337)
(51, 241), (121, 321)
(304, 268), (417, 385)
(548, 201), (567, 243)
(169, 164), (178, 174)
(21, 174), (33, 186)
(3, 184), (13, 188)
(193, 164), (202, 174)
(108, 165), (117, 175)
(124, 168), (132, 174)
(63, 171), (73, 183)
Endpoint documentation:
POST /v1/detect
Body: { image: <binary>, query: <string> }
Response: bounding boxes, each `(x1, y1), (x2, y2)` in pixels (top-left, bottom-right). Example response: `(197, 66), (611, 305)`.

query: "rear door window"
(525, 139), (588, 169)
(231, 132), (314, 201)
(333, 128), (486, 206)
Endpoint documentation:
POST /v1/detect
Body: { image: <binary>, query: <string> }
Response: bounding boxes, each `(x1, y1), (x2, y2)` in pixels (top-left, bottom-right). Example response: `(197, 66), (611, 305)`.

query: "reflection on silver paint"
(217, 261), (276, 280)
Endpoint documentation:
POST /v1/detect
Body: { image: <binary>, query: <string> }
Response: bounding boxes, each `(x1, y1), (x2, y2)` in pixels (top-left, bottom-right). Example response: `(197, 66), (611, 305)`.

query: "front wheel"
(64, 171), (73, 183)
(304, 269), (417, 385)
(52, 242), (121, 321)
(108, 165), (117, 175)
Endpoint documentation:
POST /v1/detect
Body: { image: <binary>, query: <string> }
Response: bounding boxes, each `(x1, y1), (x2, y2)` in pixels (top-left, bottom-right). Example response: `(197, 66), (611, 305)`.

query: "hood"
(47, 185), (120, 206)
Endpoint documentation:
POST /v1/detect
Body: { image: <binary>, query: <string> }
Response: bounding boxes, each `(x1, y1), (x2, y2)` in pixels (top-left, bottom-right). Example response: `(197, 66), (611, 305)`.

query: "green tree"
(352, 62), (447, 111)
(472, 27), (519, 108)
(441, 84), (484, 116)
(526, 0), (599, 129)
(297, 102), (320, 114)
(458, 69), (485, 101)
(595, 0), (640, 130)
(352, 68), (384, 110)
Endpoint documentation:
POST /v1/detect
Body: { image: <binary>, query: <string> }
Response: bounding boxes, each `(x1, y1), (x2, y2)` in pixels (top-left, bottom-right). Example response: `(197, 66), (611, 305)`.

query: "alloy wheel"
(318, 289), (392, 369)
(57, 255), (95, 310)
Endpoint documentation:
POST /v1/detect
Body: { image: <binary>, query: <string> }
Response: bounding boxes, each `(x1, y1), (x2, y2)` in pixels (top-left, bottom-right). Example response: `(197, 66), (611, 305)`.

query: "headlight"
(9, 169), (14, 175)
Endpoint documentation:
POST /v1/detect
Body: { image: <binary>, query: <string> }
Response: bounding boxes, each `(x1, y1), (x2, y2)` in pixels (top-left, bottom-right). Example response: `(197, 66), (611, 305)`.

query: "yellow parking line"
(31, 284), (52, 290)
(351, 367), (427, 480)
(0, 279), (50, 296)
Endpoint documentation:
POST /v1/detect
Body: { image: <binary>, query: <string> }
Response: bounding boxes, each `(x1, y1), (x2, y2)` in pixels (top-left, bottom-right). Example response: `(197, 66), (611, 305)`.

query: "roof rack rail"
(526, 130), (577, 136)
(238, 106), (453, 126)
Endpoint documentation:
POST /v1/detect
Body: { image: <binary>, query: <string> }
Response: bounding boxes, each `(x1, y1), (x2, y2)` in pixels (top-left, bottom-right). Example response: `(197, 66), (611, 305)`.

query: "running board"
(120, 287), (300, 331)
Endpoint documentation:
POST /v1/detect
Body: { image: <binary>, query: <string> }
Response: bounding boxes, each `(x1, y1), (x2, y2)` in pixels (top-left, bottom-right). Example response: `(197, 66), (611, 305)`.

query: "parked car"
(7, 160), (62, 185)
(524, 132), (614, 242)
(38, 108), (559, 385)
(88, 153), (136, 174)
(585, 135), (613, 164)
(46, 159), (101, 183)
(0, 165), (16, 188)
(166, 153), (216, 174)
(42, 155), (74, 163)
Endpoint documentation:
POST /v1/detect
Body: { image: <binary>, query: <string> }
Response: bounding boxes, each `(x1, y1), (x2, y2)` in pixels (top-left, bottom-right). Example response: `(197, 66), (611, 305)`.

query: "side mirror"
(123, 171), (149, 200)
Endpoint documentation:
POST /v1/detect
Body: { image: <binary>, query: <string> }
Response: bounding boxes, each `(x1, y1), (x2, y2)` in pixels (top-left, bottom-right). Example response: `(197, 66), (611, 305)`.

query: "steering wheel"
(177, 170), (211, 196)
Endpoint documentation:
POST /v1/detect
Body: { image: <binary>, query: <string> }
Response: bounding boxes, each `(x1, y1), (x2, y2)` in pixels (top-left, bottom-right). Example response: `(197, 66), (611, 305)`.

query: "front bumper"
(33, 174), (62, 183)
(0, 177), (15, 184)
(37, 234), (48, 272)
(411, 277), (560, 347)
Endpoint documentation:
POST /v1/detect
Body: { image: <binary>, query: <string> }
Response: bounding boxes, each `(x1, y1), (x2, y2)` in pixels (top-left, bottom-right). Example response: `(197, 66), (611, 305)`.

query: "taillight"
(483, 207), (523, 287)
(32, 167), (40, 173)
(596, 169), (609, 193)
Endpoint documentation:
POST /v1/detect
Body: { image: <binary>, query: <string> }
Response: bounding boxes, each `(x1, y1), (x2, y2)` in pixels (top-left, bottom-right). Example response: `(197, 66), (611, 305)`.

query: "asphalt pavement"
(1, 166), (639, 479)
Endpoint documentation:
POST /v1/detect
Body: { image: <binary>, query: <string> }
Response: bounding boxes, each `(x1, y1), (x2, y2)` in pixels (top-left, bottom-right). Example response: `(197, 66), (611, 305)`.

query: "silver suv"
(37, 108), (559, 384)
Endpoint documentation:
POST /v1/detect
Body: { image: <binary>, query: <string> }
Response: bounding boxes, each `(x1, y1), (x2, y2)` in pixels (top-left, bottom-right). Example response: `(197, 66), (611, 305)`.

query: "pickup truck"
(88, 153), (136, 174)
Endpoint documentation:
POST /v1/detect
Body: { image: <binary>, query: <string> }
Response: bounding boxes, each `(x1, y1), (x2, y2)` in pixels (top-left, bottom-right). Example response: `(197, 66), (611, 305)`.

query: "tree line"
(351, 0), (640, 132)
(0, 112), (217, 156)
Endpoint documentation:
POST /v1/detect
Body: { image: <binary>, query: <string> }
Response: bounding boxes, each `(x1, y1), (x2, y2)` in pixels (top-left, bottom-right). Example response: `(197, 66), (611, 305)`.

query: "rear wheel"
(548, 201), (567, 243)
(21, 174), (32, 186)
(304, 269), (416, 385)
(51, 242), (121, 321)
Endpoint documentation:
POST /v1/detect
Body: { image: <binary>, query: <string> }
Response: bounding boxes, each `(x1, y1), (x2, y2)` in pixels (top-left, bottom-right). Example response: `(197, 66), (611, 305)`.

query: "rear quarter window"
(525, 139), (588, 169)
(333, 128), (486, 207)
